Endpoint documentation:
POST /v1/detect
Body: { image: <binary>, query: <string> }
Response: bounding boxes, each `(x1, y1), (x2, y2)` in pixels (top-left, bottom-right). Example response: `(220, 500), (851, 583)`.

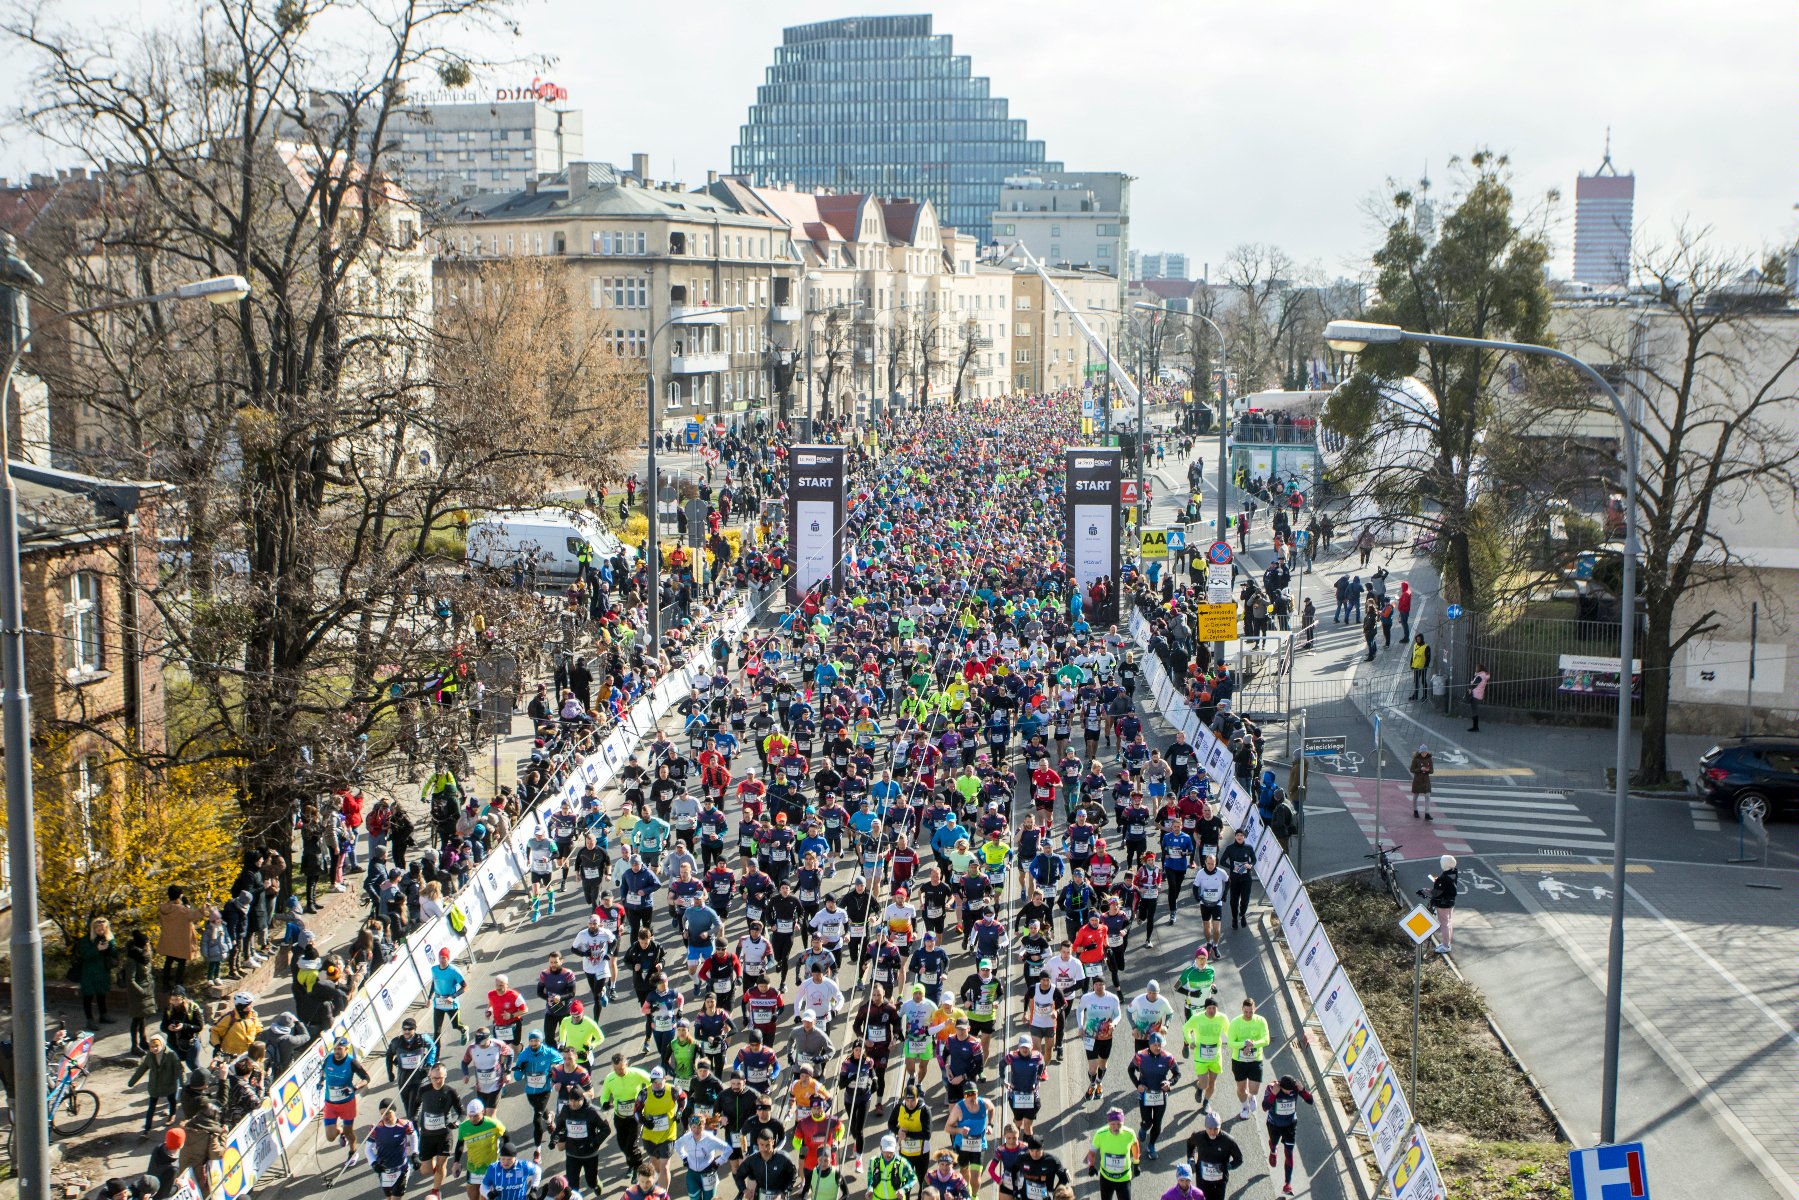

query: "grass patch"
(1307, 876), (1571, 1200)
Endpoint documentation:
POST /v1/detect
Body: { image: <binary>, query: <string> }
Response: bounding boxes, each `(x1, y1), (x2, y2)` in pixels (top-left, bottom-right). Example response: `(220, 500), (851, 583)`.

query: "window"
(1098, 245), (1111, 259)
(1015, 297), (1030, 310)
(73, 754), (103, 855)
(1015, 320), (1031, 336)
(1049, 245), (1060, 259)
(1050, 225), (1061, 237)
(64, 571), (100, 674)
(1014, 349), (1029, 364)
(997, 224), (1014, 236)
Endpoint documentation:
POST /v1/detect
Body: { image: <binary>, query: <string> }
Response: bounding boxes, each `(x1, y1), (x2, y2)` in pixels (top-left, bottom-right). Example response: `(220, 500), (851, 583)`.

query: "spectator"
(160, 988), (206, 1070)
(127, 1034), (182, 1135)
(199, 908), (232, 982)
(75, 917), (118, 1026)
(156, 886), (203, 992)
(144, 1129), (184, 1198)
(122, 932), (158, 1054)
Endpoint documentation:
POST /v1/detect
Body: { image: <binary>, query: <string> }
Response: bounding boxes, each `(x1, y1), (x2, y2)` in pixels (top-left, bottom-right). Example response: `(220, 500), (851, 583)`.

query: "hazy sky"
(6, 0), (1792, 279)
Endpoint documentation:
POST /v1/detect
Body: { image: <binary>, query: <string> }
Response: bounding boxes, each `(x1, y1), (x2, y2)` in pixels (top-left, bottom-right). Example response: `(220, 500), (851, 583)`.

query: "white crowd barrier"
(205, 601), (754, 1200)
(1128, 604), (1445, 1200)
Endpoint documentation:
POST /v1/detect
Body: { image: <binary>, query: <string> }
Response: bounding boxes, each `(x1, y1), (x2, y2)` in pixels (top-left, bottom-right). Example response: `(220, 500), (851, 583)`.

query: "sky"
(5, 0), (1793, 280)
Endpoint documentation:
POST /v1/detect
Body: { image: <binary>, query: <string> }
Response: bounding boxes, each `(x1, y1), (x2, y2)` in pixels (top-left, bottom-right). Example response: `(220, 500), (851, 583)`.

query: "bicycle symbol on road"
(1455, 871), (1505, 897)
(1537, 874), (1611, 902)
(1325, 750), (1365, 775)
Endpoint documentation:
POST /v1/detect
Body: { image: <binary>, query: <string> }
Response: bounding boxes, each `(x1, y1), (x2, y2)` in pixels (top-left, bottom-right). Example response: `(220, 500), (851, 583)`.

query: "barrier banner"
(479, 851), (521, 908)
(213, 1104), (282, 1200)
(1292, 923), (1337, 995)
(1337, 1016), (1390, 1107)
(1265, 856), (1300, 918)
(1204, 740), (1234, 787)
(1386, 1130), (1447, 1200)
(1221, 780), (1253, 828)
(1252, 825), (1284, 884)
(365, 958), (422, 1033)
(1314, 967), (1367, 1051)
(1282, 887), (1320, 960)
(1359, 1069), (1415, 1173)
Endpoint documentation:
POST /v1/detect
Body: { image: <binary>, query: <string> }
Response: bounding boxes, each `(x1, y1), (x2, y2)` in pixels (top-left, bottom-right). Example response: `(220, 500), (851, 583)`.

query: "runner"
(1086, 1108), (1141, 1200)
(320, 1037), (372, 1167)
(1227, 997), (1271, 1119)
(1261, 1074), (1316, 1195)
(361, 1099), (418, 1199)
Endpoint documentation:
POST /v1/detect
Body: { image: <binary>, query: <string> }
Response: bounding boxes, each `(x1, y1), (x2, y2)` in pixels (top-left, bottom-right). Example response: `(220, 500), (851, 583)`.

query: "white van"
(465, 508), (634, 582)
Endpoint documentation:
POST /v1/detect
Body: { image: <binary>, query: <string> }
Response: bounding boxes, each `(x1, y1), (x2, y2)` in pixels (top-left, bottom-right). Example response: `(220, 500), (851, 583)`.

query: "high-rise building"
(1128, 250), (1189, 281)
(733, 15), (1060, 247)
(292, 82), (585, 201)
(1573, 136), (1634, 288)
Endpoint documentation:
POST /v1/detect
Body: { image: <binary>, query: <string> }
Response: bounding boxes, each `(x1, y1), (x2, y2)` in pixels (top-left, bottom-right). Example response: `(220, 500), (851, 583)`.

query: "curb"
(1255, 909), (1379, 1200)
(1435, 945), (1575, 1144)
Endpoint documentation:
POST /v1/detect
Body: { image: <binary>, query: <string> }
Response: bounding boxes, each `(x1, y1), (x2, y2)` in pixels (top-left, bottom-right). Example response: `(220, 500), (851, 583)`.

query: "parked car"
(1696, 738), (1799, 820)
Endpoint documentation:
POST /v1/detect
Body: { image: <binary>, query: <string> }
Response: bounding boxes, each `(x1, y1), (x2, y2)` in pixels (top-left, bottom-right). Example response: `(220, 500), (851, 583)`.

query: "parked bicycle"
(46, 1029), (100, 1138)
(1364, 842), (1404, 909)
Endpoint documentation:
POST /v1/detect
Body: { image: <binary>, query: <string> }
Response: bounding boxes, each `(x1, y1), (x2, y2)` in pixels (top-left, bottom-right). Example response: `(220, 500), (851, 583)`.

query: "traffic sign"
(1569, 1142), (1649, 1200)
(1139, 528), (1169, 559)
(683, 420), (703, 446)
(1196, 603), (1239, 641)
(1164, 528), (1187, 551)
(1121, 480), (1141, 504)
(1303, 735), (1348, 757)
(1445, 604), (1464, 620)
(1398, 905), (1439, 945)
(1206, 540), (1234, 566)
(1294, 529), (1310, 545)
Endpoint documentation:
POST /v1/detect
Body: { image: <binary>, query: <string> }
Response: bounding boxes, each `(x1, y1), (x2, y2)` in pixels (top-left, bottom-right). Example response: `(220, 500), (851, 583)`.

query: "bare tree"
(1545, 232), (1799, 783)
(7, 0), (639, 850)
(949, 316), (980, 401)
(811, 307), (855, 423)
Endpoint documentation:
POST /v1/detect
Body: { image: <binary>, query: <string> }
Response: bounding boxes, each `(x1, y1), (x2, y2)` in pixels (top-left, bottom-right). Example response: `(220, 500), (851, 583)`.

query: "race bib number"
(1010, 1090), (1036, 1109)
(1101, 1152), (1128, 1176)
(900, 1136), (925, 1156)
(327, 1084), (352, 1102)
(1142, 1090), (1165, 1106)
(433, 995), (458, 1011)
(1201, 1161), (1223, 1182)
(866, 1026), (886, 1044)
(712, 978), (732, 994)
(1276, 1097), (1296, 1116)
(423, 1112), (447, 1131)
(649, 1113), (669, 1132)
(1196, 1043), (1219, 1060)
(526, 1073), (547, 1089)
(476, 1068), (498, 1090)
(1083, 961), (1101, 979)
(379, 1170), (402, 1188)
(583, 868), (601, 880)
(399, 1053), (422, 1070)
(565, 1120), (588, 1140)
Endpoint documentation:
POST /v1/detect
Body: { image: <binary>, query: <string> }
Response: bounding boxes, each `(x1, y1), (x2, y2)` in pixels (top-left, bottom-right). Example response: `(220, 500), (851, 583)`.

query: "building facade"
(732, 15), (1060, 248)
(437, 162), (799, 419)
(1128, 250), (1189, 281)
(1008, 265), (1122, 397)
(990, 171), (1131, 285)
(1572, 145), (1634, 288)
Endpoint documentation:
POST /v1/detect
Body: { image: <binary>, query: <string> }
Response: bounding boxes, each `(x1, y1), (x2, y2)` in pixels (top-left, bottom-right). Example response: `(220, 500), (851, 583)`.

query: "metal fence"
(1462, 611), (1642, 718)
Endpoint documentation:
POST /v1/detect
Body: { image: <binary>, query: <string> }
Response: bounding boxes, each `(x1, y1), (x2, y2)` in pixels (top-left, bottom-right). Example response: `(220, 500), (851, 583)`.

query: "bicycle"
(47, 1030), (101, 1138)
(1364, 843), (1404, 909)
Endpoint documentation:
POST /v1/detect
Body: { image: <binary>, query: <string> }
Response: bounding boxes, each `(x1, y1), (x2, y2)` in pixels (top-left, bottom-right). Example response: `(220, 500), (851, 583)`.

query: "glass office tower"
(733, 15), (1059, 247)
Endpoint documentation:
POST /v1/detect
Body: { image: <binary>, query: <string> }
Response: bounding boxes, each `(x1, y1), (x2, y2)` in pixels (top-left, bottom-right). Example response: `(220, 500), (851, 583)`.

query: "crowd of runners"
(254, 396), (1319, 1200)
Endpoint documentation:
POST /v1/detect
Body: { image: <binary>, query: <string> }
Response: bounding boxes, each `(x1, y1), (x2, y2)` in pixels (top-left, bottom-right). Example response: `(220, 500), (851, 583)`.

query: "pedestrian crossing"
(1689, 800), (1723, 832)
(1323, 776), (1613, 858)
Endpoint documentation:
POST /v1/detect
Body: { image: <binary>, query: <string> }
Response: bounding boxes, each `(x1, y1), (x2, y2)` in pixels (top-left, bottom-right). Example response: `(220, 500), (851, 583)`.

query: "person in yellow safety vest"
(634, 1067), (686, 1189)
(866, 1136), (916, 1200)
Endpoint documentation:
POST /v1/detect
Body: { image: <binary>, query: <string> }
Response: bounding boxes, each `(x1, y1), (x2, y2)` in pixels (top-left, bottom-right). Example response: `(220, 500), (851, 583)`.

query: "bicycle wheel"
(50, 1089), (100, 1138)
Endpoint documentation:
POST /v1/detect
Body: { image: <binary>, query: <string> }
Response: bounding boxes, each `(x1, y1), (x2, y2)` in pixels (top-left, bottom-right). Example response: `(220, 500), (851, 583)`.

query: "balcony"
(972, 337), (994, 348)
(770, 305), (802, 323)
(669, 352), (729, 374)
(1230, 417), (1318, 445)
(668, 305), (731, 325)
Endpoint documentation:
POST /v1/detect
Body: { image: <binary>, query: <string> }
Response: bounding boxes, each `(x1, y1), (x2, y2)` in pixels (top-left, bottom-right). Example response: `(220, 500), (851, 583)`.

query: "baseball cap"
(880, 1134), (897, 1153)
(649, 1067), (666, 1080)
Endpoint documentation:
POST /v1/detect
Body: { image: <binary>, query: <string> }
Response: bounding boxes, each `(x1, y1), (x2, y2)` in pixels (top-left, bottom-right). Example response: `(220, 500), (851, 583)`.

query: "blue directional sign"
(1575, 552), (1596, 580)
(1164, 528), (1187, 551)
(1569, 1142), (1649, 1200)
(683, 420), (703, 446)
(1445, 604), (1464, 620)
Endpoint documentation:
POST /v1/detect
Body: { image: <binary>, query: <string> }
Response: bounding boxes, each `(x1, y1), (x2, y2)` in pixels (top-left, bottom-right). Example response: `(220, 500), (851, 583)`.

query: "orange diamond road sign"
(1399, 905), (1439, 945)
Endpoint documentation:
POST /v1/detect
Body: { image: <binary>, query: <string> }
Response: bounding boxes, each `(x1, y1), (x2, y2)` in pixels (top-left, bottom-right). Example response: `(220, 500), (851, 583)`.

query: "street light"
(1323, 317), (1641, 1145)
(645, 304), (746, 653)
(800, 271), (823, 440)
(1138, 302), (1233, 657)
(0, 236), (251, 1200)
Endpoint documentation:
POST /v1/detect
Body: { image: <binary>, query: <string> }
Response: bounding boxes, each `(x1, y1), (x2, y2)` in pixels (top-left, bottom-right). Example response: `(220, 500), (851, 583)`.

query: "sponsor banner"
(213, 1103), (282, 1200)
(1292, 924), (1337, 998)
(1265, 856), (1301, 919)
(1359, 1069), (1415, 1173)
(171, 1171), (205, 1200)
(1282, 887), (1321, 961)
(1387, 1129), (1447, 1200)
(1221, 780), (1253, 828)
(1336, 1016), (1389, 1107)
(1252, 827), (1284, 885)
(365, 959), (421, 1032)
(1314, 967), (1367, 1051)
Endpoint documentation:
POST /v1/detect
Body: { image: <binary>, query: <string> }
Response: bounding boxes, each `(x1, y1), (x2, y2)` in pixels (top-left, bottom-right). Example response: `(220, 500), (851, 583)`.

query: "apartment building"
(436, 159), (800, 418)
(1008, 264), (1123, 396)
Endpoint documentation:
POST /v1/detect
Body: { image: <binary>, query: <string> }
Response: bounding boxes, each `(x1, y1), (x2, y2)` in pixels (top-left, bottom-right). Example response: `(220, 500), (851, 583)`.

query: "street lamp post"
(800, 271), (823, 440)
(645, 304), (746, 653)
(0, 236), (248, 1200)
(1324, 318), (1641, 1144)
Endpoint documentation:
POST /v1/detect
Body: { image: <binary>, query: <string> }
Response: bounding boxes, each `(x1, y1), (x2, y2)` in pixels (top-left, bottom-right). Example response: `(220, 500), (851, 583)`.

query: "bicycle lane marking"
(1318, 774), (1469, 859)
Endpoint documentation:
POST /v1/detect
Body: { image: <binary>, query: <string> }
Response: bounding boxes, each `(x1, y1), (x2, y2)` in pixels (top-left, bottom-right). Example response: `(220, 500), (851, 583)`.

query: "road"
(1192, 453), (1799, 1200)
(265, 430), (1352, 1200)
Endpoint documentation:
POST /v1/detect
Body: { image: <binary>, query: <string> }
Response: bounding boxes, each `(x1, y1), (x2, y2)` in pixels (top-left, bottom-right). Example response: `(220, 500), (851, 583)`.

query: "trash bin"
(1430, 672), (1445, 697)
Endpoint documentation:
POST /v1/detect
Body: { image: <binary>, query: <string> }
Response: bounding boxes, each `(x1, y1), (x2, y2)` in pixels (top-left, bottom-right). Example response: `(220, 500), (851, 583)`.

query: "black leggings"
(566, 1155), (600, 1191)
(1228, 878), (1252, 924)
(1100, 1178), (1132, 1200)
(82, 993), (110, 1024)
(1140, 1101), (1166, 1145)
(527, 1091), (552, 1144)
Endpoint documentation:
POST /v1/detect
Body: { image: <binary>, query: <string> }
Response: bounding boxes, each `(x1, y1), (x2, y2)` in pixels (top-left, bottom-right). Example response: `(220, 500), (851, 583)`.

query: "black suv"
(1697, 738), (1799, 820)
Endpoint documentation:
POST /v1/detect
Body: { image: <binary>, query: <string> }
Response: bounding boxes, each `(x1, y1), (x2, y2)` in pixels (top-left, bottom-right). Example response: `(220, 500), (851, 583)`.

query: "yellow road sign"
(1140, 527), (1169, 559)
(1399, 905), (1439, 945)
(1196, 603), (1238, 640)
